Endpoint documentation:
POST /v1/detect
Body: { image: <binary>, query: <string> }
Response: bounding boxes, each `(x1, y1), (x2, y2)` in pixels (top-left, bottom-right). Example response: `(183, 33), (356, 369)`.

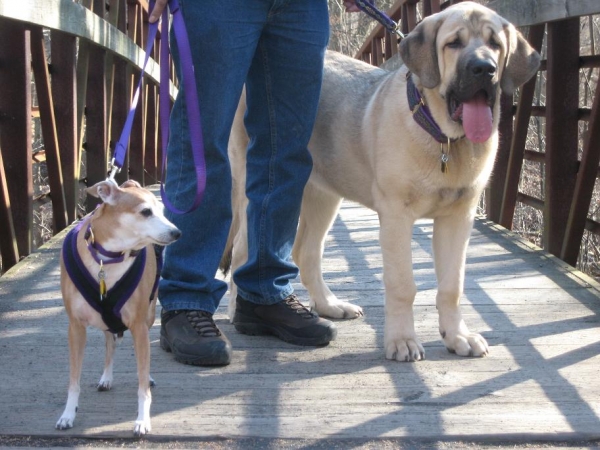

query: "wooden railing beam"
(561, 71), (600, 264)
(30, 26), (69, 232)
(0, 19), (33, 257)
(51, 31), (79, 223)
(544, 18), (580, 257)
(0, 142), (19, 271)
(499, 24), (545, 230)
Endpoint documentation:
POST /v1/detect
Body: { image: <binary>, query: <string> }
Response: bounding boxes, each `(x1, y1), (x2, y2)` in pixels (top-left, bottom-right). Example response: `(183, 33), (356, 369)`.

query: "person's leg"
(158, 0), (268, 365)
(233, 0), (337, 345)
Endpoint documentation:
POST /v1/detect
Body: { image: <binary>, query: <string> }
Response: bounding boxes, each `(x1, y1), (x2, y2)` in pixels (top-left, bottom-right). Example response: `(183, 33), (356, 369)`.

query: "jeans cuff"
(236, 287), (294, 306)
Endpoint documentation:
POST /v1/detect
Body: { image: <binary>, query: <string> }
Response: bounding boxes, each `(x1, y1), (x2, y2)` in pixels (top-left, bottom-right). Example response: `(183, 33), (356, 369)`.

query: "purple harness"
(62, 220), (161, 334)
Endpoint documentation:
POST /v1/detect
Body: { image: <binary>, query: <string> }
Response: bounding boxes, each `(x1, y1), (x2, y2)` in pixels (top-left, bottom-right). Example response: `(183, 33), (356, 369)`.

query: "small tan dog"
(56, 179), (180, 436)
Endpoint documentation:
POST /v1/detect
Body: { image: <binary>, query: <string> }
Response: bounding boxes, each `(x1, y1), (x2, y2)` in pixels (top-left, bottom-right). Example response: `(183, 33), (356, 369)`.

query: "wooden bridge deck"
(1, 201), (600, 446)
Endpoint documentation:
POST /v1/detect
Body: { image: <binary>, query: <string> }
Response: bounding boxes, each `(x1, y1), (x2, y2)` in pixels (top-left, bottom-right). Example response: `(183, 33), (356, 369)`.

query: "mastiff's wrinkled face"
(400, 1), (540, 143)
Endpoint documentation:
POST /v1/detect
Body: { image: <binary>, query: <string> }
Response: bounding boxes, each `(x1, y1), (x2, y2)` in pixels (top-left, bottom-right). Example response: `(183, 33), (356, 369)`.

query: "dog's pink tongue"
(462, 93), (493, 143)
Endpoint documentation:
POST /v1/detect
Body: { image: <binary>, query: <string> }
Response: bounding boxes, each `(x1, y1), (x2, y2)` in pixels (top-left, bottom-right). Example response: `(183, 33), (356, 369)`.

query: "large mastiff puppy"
(227, 2), (540, 361)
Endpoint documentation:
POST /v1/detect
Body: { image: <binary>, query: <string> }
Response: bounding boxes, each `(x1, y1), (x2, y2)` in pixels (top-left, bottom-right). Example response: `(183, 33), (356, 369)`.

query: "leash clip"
(108, 158), (120, 181)
(392, 25), (405, 41)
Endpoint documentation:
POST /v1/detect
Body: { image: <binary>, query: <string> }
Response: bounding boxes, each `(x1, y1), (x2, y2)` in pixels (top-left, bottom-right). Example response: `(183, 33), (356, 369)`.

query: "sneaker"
(233, 294), (337, 346)
(160, 310), (232, 366)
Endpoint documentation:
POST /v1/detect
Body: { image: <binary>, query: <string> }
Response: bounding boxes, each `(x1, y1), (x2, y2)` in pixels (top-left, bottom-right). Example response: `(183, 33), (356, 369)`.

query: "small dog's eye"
(140, 208), (153, 218)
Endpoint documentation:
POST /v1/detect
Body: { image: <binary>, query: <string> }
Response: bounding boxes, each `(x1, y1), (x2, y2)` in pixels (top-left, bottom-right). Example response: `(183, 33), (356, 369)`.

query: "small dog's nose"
(469, 58), (496, 77)
(170, 229), (182, 240)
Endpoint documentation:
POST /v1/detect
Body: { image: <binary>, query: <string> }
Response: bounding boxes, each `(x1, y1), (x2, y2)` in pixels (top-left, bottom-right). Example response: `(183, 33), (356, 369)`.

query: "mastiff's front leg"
(433, 213), (489, 357)
(379, 211), (425, 362)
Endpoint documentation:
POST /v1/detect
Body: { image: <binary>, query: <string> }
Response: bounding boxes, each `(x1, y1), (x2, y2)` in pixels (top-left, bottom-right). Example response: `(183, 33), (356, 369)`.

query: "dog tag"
(441, 153), (449, 173)
(98, 262), (107, 301)
(440, 140), (450, 174)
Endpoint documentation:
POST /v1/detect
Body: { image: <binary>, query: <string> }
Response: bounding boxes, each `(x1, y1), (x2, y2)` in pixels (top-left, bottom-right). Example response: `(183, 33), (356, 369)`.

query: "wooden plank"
(84, 45), (108, 211)
(486, 93), (514, 223)
(145, 84), (159, 184)
(51, 31), (79, 223)
(110, 0), (130, 185)
(2, 201), (600, 442)
(355, 0), (406, 61)
(543, 18), (579, 258)
(0, 18), (32, 258)
(561, 73), (600, 264)
(0, 140), (19, 271)
(499, 25), (545, 230)
(30, 26), (69, 232)
(487, 0), (600, 27)
(127, 1), (146, 184)
(0, 0), (162, 87)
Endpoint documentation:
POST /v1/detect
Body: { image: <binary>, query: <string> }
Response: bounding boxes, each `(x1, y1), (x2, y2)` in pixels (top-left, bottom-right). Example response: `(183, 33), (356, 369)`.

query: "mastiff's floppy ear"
(399, 14), (444, 89)
(500, 21), (540, 94)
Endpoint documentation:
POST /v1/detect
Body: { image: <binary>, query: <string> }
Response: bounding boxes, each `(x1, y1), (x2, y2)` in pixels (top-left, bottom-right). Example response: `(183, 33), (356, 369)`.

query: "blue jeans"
(158, 0), (330, 313)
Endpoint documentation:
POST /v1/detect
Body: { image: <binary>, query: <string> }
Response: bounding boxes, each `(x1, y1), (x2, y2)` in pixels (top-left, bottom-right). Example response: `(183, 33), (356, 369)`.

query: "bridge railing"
(0, 0), (174, 272)
(356, 0), (600, 271)
(1, 0), (600, 275)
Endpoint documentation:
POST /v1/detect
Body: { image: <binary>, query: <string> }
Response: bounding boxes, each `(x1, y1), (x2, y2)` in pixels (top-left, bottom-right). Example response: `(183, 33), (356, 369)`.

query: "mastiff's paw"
(441, 329), (489, 357)
(313, 298), (364, 320)
(384, 332), (425, 362)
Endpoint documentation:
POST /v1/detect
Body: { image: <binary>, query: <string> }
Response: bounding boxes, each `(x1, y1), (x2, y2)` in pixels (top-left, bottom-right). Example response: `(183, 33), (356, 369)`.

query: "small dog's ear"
(86, 180), (120, 205)
(121, 179), (142, 189)
(399, 14), (443, 89)
(500, 21), (540, 94)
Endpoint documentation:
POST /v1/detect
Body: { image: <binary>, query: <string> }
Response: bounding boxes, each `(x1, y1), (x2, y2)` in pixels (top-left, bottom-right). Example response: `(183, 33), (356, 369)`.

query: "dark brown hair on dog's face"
(400, 1), (540, 95)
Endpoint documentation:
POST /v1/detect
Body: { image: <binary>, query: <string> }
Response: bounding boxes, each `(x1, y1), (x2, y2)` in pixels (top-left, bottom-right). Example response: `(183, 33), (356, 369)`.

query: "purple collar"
(406, 73), (461, 144)
(83, 223), (140, 265)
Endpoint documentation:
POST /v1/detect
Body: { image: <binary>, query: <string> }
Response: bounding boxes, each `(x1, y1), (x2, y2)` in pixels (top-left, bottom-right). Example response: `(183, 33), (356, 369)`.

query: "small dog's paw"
(56, 415), (75, 430)
(384, 336), (425, 362)
(441, 329), (489, 357)
(97, 380), (112, 391)
(133, 419), (151, 437)
(313, 299), (364, 320)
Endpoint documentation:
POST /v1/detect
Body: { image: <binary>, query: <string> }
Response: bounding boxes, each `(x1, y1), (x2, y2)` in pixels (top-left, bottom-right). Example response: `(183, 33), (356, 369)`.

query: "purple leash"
(110, 0), (205, 214)
(355, 0), (405, 40)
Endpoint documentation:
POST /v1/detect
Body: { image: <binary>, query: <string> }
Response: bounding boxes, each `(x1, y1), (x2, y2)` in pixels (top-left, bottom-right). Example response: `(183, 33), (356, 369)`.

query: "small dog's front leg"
(130, 323), (152, 437)
(97, 331), (119, 391)
(56, 321), (87, 430)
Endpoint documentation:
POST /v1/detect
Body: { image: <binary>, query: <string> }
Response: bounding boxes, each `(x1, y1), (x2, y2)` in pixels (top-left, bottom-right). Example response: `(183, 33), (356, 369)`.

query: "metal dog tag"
(98, 262), (107, 301)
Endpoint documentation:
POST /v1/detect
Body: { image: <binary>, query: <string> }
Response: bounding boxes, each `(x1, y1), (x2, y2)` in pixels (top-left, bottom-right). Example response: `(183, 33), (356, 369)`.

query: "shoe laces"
(185, 310), (222, 337)
(284, 295), (317, 319)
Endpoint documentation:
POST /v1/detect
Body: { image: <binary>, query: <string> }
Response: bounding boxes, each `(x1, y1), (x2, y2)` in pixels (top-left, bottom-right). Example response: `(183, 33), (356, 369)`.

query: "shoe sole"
(160, 332), (231, 366)
(233, 321), (337, 346)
